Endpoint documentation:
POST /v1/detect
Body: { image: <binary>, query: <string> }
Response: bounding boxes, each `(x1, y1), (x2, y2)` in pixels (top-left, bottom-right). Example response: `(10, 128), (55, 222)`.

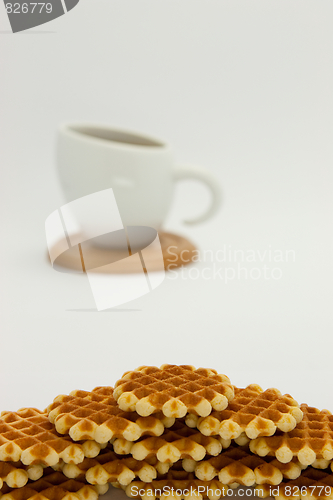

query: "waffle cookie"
(255, 467), (333, 500)
(113, 420), (223, 464)
(113, 365), (234, 418)
(250, 404), (333, 466)
(187, 384), (303, 441)
(58, 445), (159, 486)
(47, 386), (171, 444)
(0, 461), (45, 489)
(182, 445), (302, 486)
(0, 408), (100, 467)
(0, 469), (107, 500)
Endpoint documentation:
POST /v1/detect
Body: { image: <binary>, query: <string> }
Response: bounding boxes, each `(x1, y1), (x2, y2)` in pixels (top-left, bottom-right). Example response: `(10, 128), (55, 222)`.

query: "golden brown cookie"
(255, 467), (333, 500)
(188, 384), (302, 441)
(0, 408), (99, 467)
(250, 404), (333, 466)
(58, 445), (159, 486)
(183, 445), (301, 486)
(113, 365), (234, 418)
(113, 419), (222, 464)
(47, 386), (171, 444)
(0, 460), (46, 489)
(0, 469), (107, 500)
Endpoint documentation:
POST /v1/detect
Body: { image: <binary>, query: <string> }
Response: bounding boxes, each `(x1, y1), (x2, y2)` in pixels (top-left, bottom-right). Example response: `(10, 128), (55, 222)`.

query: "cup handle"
(174, 164), (222, 224)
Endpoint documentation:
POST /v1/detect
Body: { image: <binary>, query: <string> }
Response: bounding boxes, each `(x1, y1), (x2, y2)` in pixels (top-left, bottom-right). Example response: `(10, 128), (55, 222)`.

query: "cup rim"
(58, 122), (171, 152)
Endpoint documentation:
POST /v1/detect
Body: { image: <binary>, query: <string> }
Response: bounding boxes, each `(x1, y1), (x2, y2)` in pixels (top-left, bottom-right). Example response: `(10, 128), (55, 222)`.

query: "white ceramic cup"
(57, 123), (221, 245)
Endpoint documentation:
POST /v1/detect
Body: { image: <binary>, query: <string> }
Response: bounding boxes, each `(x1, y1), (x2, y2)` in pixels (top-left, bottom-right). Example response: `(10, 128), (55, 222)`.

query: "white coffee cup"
(57, 123), (221, 245)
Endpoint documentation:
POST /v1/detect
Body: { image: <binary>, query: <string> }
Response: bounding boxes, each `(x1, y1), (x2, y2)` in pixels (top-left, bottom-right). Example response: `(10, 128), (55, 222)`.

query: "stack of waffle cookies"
(1, 365), (333, 500)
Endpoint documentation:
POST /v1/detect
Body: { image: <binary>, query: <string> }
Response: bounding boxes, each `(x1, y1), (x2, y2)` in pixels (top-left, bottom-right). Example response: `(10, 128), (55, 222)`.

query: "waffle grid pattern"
(256, 467), (333, 500)
(4, 367), (329, 500)
(250, 404), (333, 466)
(0, 470), (106, 500)
(113, 365), (234, 418)
(185, 445), (302, 486)
(113, 420), (223, 464)
(0, 462), (44, 489)
(59, 447), (159, 486)
(47, 387), (168, 444)
(192, 385), (303, 441)
(0, 409), (88, 467)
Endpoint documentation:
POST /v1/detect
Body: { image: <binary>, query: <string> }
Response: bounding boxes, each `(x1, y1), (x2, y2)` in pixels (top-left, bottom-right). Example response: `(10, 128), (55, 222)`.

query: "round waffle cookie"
(186, 384), (303, 441)
(57, 445), (160, 486)
(182, 445), (302, 486)
(0, 469), (107, 500)
(113, 365), (234, 418)
(112, 419), (223, 464)
(250, 404), (333, 466)
(0, 408), (101, 468)
(255, 467), (333, 500)
(0, 462), (44, 489)
(47, 386), (172, 444)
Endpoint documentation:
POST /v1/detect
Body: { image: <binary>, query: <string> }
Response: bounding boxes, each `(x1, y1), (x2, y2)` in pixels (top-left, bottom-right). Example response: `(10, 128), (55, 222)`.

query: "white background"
(1, 0), (333, 425)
